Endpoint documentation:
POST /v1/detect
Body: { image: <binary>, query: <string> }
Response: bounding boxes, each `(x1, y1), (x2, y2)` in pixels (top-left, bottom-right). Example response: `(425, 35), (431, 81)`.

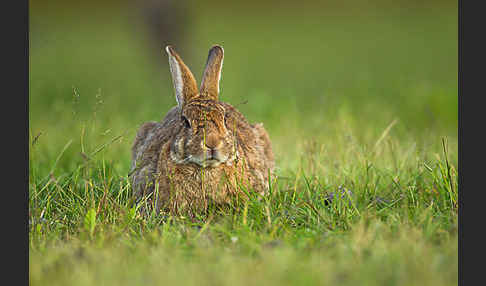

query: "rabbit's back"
(220, 102), (275, 184)
(130, 106), (180, 199)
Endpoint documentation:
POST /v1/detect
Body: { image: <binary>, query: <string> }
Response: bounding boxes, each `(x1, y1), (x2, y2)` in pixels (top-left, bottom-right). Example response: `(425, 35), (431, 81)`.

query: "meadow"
(29, 1), (458, 285)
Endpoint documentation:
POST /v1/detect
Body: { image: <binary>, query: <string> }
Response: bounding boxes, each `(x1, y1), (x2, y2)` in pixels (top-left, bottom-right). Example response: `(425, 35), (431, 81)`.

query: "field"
(29, 1), (458, 285)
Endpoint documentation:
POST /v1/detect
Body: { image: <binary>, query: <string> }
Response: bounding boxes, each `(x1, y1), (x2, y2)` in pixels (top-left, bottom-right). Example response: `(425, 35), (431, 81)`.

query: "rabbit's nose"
(204, 134), (221, 150)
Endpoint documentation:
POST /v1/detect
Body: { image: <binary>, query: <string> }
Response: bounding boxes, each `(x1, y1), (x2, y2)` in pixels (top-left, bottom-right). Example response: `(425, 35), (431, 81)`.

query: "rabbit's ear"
(165, 46), (199, 107)
(200, 45), (224, 101)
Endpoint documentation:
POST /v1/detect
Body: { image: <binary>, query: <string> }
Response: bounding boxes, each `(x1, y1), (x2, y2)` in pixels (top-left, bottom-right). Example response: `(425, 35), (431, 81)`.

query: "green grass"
(29, 1), (457, 285)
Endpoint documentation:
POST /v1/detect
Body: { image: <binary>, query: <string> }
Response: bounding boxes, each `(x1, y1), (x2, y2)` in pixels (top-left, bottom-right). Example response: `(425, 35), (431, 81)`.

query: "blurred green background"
(29, 0), (457, 176)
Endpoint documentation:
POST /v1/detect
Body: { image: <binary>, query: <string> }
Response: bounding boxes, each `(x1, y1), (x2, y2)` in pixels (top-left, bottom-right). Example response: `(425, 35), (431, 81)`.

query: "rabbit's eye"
(182, 116), (191, 128)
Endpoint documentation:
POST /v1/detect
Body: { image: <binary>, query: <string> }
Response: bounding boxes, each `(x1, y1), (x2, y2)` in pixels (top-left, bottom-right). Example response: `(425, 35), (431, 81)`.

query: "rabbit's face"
(171, 100), (237, 168)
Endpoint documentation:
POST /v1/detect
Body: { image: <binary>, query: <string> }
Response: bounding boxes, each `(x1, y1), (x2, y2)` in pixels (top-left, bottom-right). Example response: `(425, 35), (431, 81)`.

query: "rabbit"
(129, 45), (274, 216)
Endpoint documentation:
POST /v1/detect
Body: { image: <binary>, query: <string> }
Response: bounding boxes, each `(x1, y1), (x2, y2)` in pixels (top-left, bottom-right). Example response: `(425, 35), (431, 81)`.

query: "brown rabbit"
(130, 45), (274, 216)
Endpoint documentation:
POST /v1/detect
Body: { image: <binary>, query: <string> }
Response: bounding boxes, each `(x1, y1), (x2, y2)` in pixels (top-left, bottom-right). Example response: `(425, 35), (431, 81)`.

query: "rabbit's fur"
(130, 45), (274, 215)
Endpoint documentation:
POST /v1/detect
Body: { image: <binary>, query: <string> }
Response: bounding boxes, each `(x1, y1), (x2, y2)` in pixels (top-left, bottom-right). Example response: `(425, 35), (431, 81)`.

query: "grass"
(29, 1), (457, 285)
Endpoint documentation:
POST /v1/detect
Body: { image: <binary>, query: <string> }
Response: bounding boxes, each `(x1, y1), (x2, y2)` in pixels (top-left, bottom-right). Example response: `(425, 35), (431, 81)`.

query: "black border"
(459, 0), (485, 285)
(4, 0), (29, 284)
